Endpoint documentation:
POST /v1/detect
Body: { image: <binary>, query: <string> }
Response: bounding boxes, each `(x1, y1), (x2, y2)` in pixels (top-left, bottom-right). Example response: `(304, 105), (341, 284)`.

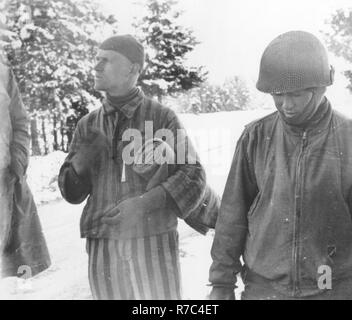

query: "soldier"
(209, 31), (352, 300)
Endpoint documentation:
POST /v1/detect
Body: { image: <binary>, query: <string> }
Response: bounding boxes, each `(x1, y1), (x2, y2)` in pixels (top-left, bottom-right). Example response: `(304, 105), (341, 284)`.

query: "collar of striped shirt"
(102, 88), (144, 119)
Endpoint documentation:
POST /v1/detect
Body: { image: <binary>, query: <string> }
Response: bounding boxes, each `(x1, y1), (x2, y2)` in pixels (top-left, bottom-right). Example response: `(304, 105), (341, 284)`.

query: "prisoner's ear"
(330, 65), (335, 85)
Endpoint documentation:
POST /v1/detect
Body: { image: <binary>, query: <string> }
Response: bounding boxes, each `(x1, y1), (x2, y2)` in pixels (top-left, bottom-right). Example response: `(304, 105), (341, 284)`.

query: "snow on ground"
(0, 109), (273, 300)
(179, 109), (272, 195)
(26, 151), (67, 205)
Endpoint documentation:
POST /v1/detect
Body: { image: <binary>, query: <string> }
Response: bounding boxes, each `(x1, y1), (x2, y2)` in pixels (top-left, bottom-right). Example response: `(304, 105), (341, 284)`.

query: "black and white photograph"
(1, 0), (352, 304)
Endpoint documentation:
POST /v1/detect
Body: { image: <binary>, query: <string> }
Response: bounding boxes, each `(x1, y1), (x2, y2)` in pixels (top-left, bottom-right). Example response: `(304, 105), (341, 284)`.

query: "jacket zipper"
(292, 130), (308, 296)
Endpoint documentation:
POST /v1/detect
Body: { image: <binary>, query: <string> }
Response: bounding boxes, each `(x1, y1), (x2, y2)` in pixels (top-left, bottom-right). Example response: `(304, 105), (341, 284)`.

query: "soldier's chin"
(283, 112), (297, 119)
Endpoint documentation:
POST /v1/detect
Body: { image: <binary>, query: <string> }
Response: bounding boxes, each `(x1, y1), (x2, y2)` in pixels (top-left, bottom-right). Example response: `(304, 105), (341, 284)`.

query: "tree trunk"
(41, 116), (48, 155)
(30, 117), (41, 156)
(66, 130), (73, 152)
(60, 119), (65, 152)
(53, 114), (58, 151)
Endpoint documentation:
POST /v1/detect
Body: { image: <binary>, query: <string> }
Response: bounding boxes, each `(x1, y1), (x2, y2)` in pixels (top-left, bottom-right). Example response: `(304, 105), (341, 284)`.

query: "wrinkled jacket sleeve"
(160, 110), (206, 219)
(3, 68), (51, 278)
(209, 129), (258, 288)
(58, 121), (91, 204)
(8, 70), (30, 179)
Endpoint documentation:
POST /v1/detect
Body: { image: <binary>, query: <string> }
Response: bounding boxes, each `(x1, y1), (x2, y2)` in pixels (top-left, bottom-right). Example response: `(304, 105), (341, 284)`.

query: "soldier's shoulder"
(244, 110), (279, 133)
(333, 108), (352, 123)
(332, 108), (352, 132)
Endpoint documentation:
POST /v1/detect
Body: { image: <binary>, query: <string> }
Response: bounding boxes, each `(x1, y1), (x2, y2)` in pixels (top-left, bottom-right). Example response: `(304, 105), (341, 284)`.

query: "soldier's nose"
(282, 97), (295, 112)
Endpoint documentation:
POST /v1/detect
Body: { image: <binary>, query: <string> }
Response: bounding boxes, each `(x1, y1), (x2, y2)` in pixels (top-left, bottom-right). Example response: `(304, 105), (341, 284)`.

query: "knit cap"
(99, 34), (145, 70)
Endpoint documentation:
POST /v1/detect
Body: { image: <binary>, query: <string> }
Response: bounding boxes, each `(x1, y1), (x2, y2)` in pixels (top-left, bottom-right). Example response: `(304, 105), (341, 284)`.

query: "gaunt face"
(94, 49), (134, 96)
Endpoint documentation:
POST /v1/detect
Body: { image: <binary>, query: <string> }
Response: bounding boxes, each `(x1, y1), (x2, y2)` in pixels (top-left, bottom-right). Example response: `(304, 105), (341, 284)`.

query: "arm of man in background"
(209, 130), (258, 300)
(2, 67), (51, 278)
(159, 109), (207, 220)
(7, 69), (30, 181)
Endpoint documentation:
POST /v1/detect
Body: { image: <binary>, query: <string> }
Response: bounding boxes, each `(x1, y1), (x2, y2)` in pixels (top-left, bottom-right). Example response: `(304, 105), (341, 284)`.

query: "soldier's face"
(271, 88), (327, 126)
(94, 49), (133, 95)
(272, 89), (314, 120)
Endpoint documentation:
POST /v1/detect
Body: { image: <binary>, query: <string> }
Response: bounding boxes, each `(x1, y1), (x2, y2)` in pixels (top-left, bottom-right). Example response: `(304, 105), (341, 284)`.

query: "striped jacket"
(59, 89), (206, 239)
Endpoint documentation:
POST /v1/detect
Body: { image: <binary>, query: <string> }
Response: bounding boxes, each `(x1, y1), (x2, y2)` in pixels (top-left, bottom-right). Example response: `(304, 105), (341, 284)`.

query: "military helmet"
(256, 30), (334, 94)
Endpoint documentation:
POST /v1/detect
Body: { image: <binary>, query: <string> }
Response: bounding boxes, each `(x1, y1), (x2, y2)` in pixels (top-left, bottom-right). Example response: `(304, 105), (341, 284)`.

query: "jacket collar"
(279, 97), (333, 137)
(102, 88), (144, 119)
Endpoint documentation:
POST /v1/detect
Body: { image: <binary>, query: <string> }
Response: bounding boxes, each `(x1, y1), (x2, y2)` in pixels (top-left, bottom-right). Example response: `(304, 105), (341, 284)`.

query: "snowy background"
(2, 0), (352, 300)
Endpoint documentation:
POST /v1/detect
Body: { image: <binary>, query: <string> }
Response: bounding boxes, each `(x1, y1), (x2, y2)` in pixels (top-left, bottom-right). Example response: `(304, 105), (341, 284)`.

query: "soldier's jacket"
(210, 98), (352, 297)
(0, 64), (50, 278)
(59, 89), (207, 239)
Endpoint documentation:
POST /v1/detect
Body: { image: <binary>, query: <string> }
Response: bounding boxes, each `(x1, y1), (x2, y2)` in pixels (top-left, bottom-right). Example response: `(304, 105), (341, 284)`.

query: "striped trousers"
(86, 230), (182, 300)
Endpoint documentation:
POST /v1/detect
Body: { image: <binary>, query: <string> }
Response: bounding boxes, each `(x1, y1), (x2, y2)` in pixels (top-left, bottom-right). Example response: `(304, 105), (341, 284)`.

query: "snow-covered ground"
(3, 106), (349, 300)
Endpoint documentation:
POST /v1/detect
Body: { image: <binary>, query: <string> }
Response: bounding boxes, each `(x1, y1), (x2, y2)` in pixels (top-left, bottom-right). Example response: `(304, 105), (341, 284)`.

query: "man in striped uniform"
(58, 35), (206, 300)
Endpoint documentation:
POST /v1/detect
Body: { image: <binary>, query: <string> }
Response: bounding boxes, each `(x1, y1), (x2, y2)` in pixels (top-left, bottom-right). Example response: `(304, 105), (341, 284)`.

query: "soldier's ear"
(130, 63), (141, 76)
(330, 65), (335, 85)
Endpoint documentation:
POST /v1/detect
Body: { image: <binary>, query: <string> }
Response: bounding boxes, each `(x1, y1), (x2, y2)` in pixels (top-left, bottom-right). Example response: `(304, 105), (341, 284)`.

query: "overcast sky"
(99, 0), (352, 108)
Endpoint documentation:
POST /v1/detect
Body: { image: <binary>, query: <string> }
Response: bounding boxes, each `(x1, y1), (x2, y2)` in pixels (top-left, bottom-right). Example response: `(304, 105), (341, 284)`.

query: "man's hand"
(101, 196), (144, 230)
(101, 186), (167, 230)
(208, 287), (236, 300)
(71, 128), (110, 176)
